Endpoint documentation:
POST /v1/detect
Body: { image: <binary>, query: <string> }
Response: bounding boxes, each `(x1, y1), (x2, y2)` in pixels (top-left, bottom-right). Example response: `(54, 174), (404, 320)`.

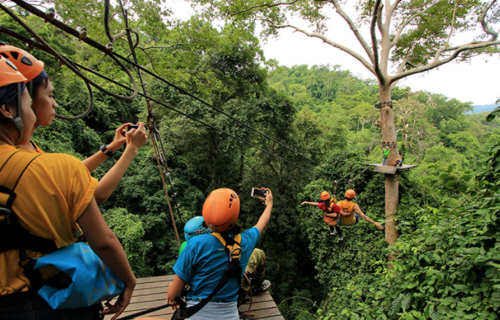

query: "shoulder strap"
(179, 233), (243, 319)
(0, 150), (58, 254)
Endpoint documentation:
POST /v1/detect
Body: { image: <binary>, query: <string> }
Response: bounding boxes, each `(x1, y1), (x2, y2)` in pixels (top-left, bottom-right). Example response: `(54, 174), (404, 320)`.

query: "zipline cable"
(116, 0), (181, 247)
(0, 1), (139, 102)
(0, 26), (319, 178)
(8, 0), (318, 167)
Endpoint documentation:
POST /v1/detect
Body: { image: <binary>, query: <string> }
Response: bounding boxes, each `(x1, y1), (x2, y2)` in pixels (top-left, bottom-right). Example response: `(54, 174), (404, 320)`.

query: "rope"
(117, 303), (171, 320)
(8, 0), (318, 167)
(1, 1), (139, 102)
(55, 61), (94, 120)
(0, 18), (318, 176)
(117, 0), (181, 247)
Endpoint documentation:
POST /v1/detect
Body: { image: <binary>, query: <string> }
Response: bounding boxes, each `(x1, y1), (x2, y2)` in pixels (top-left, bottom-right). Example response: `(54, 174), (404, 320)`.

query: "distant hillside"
(470, 104), (498, 114)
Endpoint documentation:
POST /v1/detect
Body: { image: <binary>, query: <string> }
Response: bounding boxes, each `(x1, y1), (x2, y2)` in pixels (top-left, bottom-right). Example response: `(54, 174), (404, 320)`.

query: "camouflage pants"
(238, 248), (267, 307)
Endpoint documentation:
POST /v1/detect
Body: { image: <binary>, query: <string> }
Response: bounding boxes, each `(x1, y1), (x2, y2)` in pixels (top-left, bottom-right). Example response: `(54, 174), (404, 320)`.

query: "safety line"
(71, 57), (318, 175)
(8, 0), (318, 166)
(0, 25), (317, 177)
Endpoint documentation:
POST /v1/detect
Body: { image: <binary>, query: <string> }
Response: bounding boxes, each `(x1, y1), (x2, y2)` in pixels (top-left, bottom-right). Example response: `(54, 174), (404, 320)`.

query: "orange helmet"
(0, 56), (27, 87)
(345, 189), (356, 199)
(320, 191), (330, 201)
(0, 44), (44, 82)
(0, 56), (28, 141)
(202, 188), (240, 233)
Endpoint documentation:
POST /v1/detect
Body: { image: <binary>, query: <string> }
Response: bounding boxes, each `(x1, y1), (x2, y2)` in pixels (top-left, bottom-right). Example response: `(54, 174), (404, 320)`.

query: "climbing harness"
(171, 233), (243, 320)
(0, 150), (59, 289)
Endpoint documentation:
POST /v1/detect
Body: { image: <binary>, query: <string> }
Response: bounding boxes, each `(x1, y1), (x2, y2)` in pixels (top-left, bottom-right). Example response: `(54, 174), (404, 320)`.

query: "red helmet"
(320, 191), (330, 201)
(345, 189), (356, 199)
(0, 44), (44, 82)
(202, 188), (240, 233)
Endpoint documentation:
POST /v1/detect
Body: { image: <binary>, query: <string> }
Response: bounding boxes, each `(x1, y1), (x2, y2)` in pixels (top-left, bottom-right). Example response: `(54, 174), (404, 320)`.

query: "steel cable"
(8, 0), (318, 166)
(1, 1), (139, 102)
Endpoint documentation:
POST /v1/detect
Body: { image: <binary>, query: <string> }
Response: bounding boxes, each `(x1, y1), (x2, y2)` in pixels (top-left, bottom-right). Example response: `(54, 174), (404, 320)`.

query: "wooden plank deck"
(105, 275), (284, 320)
(367, 163), (418, 174)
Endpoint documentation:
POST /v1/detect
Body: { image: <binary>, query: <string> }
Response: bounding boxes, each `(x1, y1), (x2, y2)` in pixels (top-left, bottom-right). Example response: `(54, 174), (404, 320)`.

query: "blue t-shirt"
(173, 227), (260, 302)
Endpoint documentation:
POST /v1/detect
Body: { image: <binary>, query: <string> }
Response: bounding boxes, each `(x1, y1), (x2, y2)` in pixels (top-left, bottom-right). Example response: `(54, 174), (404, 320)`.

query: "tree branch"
(391, 13), (421, 47)
(371, 0), (385, 84)
(390, 40), (500, 82)
(479, 0), (498, 41)
(391, 0), (403, 12)
(390, 53), (409, 90)
(330, 0), (374, 63)
(377, 3), (384, 35)
(265, 20), (376, 75)
(229, 0), (300, 16)
(433, 1), (458, 62)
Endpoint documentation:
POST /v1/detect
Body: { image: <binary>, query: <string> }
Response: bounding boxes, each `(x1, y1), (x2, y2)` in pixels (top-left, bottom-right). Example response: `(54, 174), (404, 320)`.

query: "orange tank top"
(338, 200), (357, 226)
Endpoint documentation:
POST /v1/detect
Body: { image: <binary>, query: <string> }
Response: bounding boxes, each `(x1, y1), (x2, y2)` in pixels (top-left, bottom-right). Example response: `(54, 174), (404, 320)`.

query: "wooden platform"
(105, 275), (284, 320)
(367, 163), (417, 174)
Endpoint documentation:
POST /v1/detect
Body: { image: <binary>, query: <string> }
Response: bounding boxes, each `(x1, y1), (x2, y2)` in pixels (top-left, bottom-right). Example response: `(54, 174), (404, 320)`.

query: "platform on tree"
(367, 163), (418, 174)
(104, 275), (284, 320)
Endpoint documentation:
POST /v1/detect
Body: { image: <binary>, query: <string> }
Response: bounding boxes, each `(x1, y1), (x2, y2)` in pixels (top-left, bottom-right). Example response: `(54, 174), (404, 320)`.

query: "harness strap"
(0, 150), (58, 254)
(177, 232), (243, 319)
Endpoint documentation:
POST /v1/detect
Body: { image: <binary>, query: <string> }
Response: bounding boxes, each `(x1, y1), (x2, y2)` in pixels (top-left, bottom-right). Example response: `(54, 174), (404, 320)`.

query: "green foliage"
(103, 208), (153, 277)
(2, 2), (499, 319)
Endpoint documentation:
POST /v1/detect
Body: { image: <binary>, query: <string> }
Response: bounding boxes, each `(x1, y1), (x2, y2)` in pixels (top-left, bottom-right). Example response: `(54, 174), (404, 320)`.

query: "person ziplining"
(337, 189), (384, 231)
(301, 191), (344, 240)
(302, 189), (384, 240)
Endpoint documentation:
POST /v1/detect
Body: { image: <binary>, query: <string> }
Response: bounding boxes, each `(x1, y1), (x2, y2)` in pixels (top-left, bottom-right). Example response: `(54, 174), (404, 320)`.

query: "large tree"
(190, 0), (500, 246)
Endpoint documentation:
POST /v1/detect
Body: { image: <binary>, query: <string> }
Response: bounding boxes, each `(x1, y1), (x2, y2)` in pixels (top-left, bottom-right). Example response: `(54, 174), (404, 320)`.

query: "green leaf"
(445, 180), (457, 188)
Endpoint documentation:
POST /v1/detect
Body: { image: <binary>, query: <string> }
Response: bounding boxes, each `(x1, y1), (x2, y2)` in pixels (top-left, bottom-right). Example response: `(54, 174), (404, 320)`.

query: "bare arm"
(354, 205), (384, 230)
(166, 275), (187, 309)
(301, 201), (319, 206)
(255, 188), (273, 233)
(94, 123), (147, 203)
(82, 123), (132, 172)
(77, 197), (136, 319)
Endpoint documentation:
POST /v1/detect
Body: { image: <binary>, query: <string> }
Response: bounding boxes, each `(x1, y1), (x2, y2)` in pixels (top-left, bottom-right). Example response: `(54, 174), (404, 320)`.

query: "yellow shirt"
(338, 200), (357, 226)
(0, 145), (97, 295)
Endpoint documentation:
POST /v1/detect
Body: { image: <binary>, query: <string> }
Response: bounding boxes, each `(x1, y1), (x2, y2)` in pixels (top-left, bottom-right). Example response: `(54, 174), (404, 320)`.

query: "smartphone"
(128, 125), (139, 130)
(251, 188), (268, 198)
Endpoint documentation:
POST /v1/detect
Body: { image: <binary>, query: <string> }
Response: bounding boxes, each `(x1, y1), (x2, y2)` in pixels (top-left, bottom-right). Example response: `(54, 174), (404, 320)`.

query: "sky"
(170, 0), (499, 106)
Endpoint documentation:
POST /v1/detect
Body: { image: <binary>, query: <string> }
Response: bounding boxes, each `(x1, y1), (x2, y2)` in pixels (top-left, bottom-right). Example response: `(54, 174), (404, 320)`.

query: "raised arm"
(301, 201), (319, 206)
(94, 123), (147, 203)
(77, 197), (136, 320)
(82, 123), (133, 172)
(255, 188), (273, 233)
(354, 204), (384, 230)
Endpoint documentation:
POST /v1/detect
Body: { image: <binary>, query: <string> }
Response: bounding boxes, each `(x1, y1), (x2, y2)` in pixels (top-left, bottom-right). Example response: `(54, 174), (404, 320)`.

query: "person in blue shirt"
(179, 216), (212, 256)
(167, 187), (273, 319)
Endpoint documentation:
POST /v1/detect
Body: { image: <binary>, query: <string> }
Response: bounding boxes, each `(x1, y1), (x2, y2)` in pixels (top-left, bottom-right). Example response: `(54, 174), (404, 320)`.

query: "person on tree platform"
(0, 56), (135, 320)
(179, 217), (271, 313)
(337, 190), (384, 232)
(301, 191), (344, 240)
(0, 44), (147, 204)
(238, 248), (271, 308)
(179, 216), (212, 256)
(381, 145), (391, 165)
(167, 188), (273, 320)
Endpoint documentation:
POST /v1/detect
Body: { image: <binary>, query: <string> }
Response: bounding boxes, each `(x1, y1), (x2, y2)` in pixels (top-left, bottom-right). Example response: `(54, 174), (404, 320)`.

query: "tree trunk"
(379, 85), (400, 248)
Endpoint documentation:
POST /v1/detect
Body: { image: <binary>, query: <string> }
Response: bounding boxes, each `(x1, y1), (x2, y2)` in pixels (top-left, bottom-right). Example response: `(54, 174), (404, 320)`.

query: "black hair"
(28, 76), (50, 99)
